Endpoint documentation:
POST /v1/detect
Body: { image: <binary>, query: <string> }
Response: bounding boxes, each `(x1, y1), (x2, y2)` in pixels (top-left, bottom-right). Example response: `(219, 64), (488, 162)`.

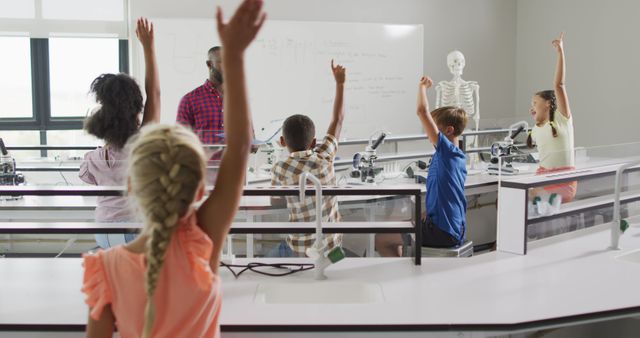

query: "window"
(49, 37), (119, 118)
(0, 36), (33, 118)
(42, 0), (124, 21)
(0, 0), (127, 154)
(46, 130), (101, 159)
(1, 0), (127, 38)
(0, 0), (35, 19)
(0, 131), (40, 160)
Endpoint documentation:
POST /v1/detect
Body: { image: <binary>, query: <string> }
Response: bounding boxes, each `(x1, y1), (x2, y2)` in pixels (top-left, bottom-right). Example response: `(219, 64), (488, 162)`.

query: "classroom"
(1, 0), (640, 337)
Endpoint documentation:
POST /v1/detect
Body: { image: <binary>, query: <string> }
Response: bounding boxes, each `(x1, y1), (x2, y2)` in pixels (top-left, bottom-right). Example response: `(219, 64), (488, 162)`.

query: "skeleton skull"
(447, 50), (466, 76)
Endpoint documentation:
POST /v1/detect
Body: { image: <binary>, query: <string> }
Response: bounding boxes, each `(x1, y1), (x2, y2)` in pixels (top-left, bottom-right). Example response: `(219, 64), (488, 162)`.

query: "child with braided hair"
(81, 1), (266, 337)
(527, 32), (577, 204)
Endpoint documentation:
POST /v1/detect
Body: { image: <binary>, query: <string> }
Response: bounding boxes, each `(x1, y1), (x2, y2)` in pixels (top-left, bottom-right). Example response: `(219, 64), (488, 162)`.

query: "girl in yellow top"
(527, 32), (577, 203)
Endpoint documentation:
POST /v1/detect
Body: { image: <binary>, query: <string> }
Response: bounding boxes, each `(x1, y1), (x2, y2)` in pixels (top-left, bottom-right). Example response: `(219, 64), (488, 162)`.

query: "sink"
(616, 249), (640, 264)
(254, 282), (385, 304)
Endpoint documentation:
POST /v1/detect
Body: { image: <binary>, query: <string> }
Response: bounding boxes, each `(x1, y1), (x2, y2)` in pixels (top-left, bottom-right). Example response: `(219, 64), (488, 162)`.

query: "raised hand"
(216, 0), (267, 54)
(331, 59), (346, 84)
(326, 59), (346, 139)
(135, 17), (154, 50)
(416, 75), (438, 145)
(419, 76), (433, 89)
(552, 32), (571, 118)
(137, 17), (160, 125)
(552, 32), (564, 53)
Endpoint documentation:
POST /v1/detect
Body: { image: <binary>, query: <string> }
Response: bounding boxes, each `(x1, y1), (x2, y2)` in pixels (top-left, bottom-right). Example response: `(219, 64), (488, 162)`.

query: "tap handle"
(299, 172), (308, 200)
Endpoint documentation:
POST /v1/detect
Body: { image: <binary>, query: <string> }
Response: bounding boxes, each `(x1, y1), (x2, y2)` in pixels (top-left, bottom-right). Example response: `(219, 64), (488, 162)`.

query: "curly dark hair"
(84, 73), (143, 149)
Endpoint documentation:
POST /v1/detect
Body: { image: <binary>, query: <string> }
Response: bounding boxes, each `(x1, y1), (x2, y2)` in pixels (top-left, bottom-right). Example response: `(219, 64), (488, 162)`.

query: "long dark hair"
(84, 73), (143, 150)
(527, 90), (558, 148)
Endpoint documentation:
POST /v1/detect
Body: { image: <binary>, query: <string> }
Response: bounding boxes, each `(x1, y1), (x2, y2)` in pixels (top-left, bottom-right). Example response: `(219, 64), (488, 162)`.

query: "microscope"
(486, 121), (529, 175)
(0, 138), (26, 200)
(351, 131), (387, 183)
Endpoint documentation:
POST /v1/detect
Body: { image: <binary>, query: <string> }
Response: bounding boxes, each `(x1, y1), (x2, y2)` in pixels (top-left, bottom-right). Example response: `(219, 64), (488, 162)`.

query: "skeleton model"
(435, 51), (480, 150)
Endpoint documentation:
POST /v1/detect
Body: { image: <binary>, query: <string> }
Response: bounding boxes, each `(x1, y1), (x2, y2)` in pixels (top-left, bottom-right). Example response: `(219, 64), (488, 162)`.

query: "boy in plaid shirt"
(270, 60), (346, 256)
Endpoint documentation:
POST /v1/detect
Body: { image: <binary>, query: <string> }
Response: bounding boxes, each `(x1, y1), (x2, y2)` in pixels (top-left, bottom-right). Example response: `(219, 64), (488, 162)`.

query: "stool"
(421, 240), (473, 257)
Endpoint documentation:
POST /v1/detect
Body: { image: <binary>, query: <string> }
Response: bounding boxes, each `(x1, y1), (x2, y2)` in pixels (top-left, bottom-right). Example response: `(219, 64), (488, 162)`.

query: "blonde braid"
(127, 124), (205, 338)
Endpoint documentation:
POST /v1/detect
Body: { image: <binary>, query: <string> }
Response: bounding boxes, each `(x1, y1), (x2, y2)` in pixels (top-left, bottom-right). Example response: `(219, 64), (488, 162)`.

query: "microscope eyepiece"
(510, 126), (525, 140)
(371, 133), (387, 150)
(0, 138), (8, 156)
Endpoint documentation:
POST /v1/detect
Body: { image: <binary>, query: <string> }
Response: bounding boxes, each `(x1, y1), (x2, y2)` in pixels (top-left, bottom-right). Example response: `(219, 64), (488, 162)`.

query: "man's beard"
(211, 69), (223, 84)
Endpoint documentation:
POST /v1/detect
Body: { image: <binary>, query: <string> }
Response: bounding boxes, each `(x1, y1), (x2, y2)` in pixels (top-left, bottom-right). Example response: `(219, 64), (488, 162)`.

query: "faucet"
(299, 172), (345, 280)
(610, 160), (640, 250)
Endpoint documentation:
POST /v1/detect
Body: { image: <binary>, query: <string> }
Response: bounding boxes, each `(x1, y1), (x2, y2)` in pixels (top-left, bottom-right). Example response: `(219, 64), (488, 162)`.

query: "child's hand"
(135, 18), (154, 49)
(331, 59), (346, 84)
(216, 0), (267, 55)
(419, 76), (433, 89)
(552, 32), (564, 53)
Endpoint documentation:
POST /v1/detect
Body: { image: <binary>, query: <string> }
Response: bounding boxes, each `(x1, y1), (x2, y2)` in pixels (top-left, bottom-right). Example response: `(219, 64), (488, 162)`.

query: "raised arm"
(136, 18), (161, 125)
(197, 0), (266, 273)
(416, 76), (439, 146)
(553, 32), (571, 119)
(325, 60), (346, 139)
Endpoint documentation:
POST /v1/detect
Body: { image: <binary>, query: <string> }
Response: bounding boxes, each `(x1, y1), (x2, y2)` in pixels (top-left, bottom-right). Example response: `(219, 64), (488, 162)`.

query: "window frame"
(0, 38), (129, 132)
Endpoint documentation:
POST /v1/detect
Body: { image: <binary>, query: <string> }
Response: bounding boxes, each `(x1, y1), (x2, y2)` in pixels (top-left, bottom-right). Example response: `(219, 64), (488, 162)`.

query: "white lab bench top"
(500, 159), (640, 189)
(0, 174), (499, 212)
(0, 195), (273, 211)
(1, 223), (639, 331)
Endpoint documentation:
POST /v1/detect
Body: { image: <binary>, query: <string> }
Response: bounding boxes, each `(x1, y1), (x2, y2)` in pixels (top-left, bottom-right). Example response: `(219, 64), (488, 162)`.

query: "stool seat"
(421, 240), (473, 257)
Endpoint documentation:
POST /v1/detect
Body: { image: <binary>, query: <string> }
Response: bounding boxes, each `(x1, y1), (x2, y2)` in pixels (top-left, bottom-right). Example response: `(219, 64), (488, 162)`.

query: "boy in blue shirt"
(416, 76), (468, 247)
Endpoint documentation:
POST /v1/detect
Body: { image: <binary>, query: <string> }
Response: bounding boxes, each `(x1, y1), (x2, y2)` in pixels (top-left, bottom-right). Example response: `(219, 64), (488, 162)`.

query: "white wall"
(130, 0), (518, 124)
(516, 0), (640, 148)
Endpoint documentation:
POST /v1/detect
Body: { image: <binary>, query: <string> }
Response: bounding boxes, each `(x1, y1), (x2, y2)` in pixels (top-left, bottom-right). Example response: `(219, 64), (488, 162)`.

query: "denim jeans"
(95, 233), (137, 249)
(265, 240), (297, 257)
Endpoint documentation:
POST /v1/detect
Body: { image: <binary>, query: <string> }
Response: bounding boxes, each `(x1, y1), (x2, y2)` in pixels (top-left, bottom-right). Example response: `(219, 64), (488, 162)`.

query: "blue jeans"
(265, 240), (297, 257)
(95, 233), (137, 249)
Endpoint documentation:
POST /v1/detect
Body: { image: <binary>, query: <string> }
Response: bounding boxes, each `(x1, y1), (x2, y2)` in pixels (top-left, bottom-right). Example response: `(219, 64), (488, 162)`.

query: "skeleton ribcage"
(439, 82), (476, 116)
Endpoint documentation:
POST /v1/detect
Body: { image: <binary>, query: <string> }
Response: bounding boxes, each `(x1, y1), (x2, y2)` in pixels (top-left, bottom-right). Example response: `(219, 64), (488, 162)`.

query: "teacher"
(177, 46), (224, 145)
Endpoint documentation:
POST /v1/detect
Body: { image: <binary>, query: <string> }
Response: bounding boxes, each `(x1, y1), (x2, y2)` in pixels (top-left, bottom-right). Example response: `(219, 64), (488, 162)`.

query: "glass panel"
(42, 0), (124, 21)
(49, 37), (119, 117)
(0, 36), (33, 118)
(510, 142), (640, 242)
(0, 234), (98, 256)
(0, 0), (35, 19)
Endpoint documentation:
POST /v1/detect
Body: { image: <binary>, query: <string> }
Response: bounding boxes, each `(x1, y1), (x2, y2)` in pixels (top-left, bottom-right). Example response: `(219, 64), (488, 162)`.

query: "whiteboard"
(135, 19), (423, 140)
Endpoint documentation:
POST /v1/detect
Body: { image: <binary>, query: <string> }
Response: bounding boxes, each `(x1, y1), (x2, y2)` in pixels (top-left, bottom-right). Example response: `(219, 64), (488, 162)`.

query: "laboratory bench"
(1, 222), (639, 336)
(0, 175), (502, 258)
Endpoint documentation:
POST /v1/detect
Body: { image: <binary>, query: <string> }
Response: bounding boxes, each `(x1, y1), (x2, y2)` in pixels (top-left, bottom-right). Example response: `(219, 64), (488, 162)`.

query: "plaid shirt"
(177, 80), (224, 144)
(271, 135), (342, 254)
